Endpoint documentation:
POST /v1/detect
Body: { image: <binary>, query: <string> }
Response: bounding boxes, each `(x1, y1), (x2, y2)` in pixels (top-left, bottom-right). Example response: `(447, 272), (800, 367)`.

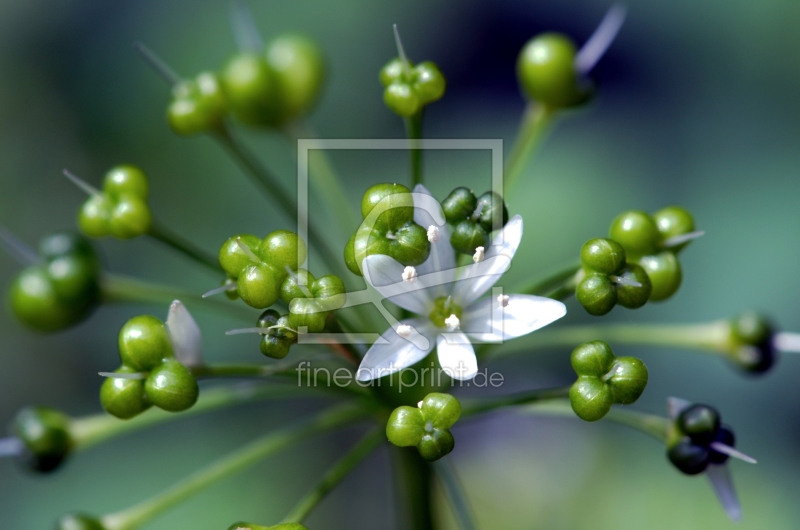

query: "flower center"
(429, 296), (463, 329)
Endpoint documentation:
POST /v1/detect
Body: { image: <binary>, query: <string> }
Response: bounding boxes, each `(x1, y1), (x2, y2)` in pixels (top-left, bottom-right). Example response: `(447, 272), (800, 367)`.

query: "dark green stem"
(433, 459), (478, 530)
(100, 403), (368, 530)
(504, 104), (556, 194)
(405, 111), (424, 187)
(147, 220), (222, 273)
(281, 428), (384, 524)
(392, 446), (434, 530)
(462, 386), (571, 417)
(514, 261), (581, 296)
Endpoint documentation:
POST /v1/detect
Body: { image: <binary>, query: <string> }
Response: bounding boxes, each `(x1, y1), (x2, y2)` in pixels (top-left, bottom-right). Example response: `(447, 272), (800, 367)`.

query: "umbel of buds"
(386, 393), (461, 461)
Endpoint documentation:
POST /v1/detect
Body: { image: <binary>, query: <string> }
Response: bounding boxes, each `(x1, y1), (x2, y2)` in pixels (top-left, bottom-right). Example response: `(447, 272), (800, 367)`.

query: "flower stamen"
(402, 266), (417, 282)
(427, 225), (440, 243)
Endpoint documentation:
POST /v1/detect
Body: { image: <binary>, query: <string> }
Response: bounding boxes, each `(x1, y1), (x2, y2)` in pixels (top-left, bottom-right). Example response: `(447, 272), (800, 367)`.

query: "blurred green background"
(1, 0), (799, 528)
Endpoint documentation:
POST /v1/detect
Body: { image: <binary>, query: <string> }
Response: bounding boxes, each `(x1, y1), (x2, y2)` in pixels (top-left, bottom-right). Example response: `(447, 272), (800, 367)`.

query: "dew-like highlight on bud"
(574, 4), (628, 75)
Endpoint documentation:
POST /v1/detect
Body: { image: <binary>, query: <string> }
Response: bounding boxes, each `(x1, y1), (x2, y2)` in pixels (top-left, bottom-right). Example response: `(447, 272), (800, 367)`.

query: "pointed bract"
(166, 300), (204, 368)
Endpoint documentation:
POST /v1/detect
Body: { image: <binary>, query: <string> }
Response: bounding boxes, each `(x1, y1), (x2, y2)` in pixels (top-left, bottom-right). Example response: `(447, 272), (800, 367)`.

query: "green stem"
(504, 104), (556, 194)
(433, 459), (478, 530)
(147, 220), (222, 273)
(281, 428), (384, 524)
(514, 261), (581, 296)
(100, 273), (253, 320)
(391, 446), (434, 530)
(101, 403), (368, 530)
(523, 399), (669, 443)
(70, 384), (307, 451)
(484, 321), (733, 362)
(212, 125), (343, 277)
(405, 111), (424, 187)
(461, 386), (571, 417)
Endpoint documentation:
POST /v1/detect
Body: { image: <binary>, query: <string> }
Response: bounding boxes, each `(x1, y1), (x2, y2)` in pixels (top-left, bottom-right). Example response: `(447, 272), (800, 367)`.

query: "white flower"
(356, 184), (567, 382)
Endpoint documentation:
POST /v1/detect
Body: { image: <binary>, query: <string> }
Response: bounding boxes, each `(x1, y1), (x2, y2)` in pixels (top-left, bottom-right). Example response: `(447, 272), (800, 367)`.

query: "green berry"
(576, 273), (617, 316)
(450, 221), (488, 255)
(728, 312), (776, 373)
(13, 407), (72, 473)
(580, 238), (626, 275)
(475, 191), (508, 232)
(259, 230), (307, 271)
(144, 359), (199, 412)
(77, 165), (152, 240)
(517, 33), (589, 108)
(287, 298), (327, 333)
(380, 58), (446, 117)
(569, 376), (613, 422)
(344, 233), (359, 276)
(39, 232), (97, 261)
(312, 274), (346, 311)
(386, 406), (426, 447)
(55, 513), (106, 530)
(441, 187), (478, 224)
(77, 194), (112, 238)
(638, 251), (682, 301)
(221, 52), (280, 127)
(677, 404), (720, 445)
(9, 267), (73, 332)
(280, 268), (316, 303)
(386, 393), (461, 461)
(104, 165), (149, 199)
(609, 210), (660, 258)
(654, 205), (695, 252)
(390, 222), (431, 266)
(361, 183), (415, 231)
(167, 72), (227, 136)
(667, 438), (710, 475)
(118, 315), (174, 371)
(614, 264), (652, 309)
(418, 429), (455, 461)
(606, 357), (648, 404)
(420, 392), (461, 430)
(412, 61), (446, 104)
(100, 367), (150, 420)
(266, 34), (325, 122)
(259, 313), (296, 359)
(108, 196), (152, 239)
(380, 58), (406, 86)
(570, 340), (615, 377)
(218, 234), (261, 278)
(237, 263), (281, 308)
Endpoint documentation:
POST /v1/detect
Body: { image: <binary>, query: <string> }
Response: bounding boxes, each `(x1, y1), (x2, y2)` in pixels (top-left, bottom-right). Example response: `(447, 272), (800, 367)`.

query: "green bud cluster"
(8, 232), (101, 332)
(55, 513), (106, 530)
(78, 165), (152, 240)
(576, 238), (652, 316)
(609, 206), (696, 301)
(727, 312), (776, 374)
(667, 404), (735, 475)
(168, 72), (227, 136)
(100, 315), (199, 419)
(440, 187), (508, 255)
(227, 523), (307, 530)
(12, 407), (73, 473)
(218, 230), (307, 308)
(386, 393), (461, 461)
(220, 35), (325, 128)
(345, 183), (430, 276)
(517, 33), (592, 109)
(379, 57), (446, 117)
(569, 341), (648, 422)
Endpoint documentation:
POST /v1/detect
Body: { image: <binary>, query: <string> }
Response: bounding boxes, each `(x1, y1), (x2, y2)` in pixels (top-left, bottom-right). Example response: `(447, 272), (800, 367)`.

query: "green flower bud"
(443, 188), (508, 255)
(9, 267), (73, 332)
(257, 310), (296, 359)
(475, 191), (508, 232)
(412, 61), (446, 104)
(218, 234), (261, 278)
(449, 216), (486, 254)
(638, 251), (681, 301)
(608, 210), (660, 258)
(144, 359), (199, 412)
(361, 183), (415, 231)
(167, 72), (227, 136)
(221, 52), (280, 127)
(104, 165), (149, 199)
(13, 407), (72, 473)
(441, 187), (478, 224)
(287, 298), (327, 333)
(418, 429), (455, 461)
(386, 406), (426, 447)
(266, 34), (326, 123)
(570, 340), (615, 376)
(576, 273), (617, 316)
(344, 233), (359, 276)
(569, 376), (613, 422)
(516, 33), (590, 109)
(379, 58), (446, 117)
(77, 165), (152, 240)
(118, 315), (174, 371)
(384, 82), (420, 117)
(386, 393), (460, 461)
(581, 238), (626, 275)
(55, 513), (106, 530)
(237, 263), (281, 309)
(653, 205), (695, 252)
(606, 357), (648, 404)
(100, 367), (150, 420)
(614, 264), (652, 309)
(78, 195), (112, 238)
(726, 312), (776, 373)
(259, 230), (308, 271)
(420, 392), (461, 430)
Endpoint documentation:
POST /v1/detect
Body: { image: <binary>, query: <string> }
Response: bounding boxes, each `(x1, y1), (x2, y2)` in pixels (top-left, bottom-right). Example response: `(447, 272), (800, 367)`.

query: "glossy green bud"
(266, 34), (325, 122)
(728, 312), (776, 373)
(389, 222), (430, 265)
(167, 72), (227, 136)
(475, 191), (508, 232)
(361, 183), (415, 231)
(13, 407), (72, 473)
(386, 393), (460, 461)
(517, 33), (589, 108)
(384, 82), (420, 117)
(221, 52), (279, 127)
(667, 438), (710, 475)
(412, 61), (446, 104)
(257, 310), (295, 359)
(100, 367), (150, 420)
(219, 234), (261, 278)
(237, 263), (281, 309)
(280, 268), (316, 303)
(386, 406), (426, 447)
(609, 210), (660, 258)
(78, 165), (152, 240)
(441, 187), (478, 224)
(104, 165), (149, 199)
(259, 230), (308, 271)
(581, 238), (625, 275)
(344, 233), (359, 276)
(569, 377), (613, 422)
(606, 357), (648, 404)
(287, 298), (327, 333)
(614, 264), (652, 309)
(55, 513), (106, 530)
(311, 274), (346, 311)
(144, 359), (199, 412)
(418, 429), (455, 461)
(380, 58), (446, 117)
(108, 196), (152, 240)
(78, 195), (112, 238)
(118, 315), (174, 371)
(677, 404), (720, 445)
(9, 267), (73, 332)
(576, 273), (616, 316)
(570, 340), (616, 376)
(638, 251), (681, 301)
(654, 205), (695, 252)
(420, 392), (461, 429)
(450, 221), (488, 256)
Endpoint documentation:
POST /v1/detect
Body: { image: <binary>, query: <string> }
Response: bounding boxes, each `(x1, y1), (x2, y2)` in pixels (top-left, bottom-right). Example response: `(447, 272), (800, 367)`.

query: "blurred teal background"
(1, 0), (799, 528)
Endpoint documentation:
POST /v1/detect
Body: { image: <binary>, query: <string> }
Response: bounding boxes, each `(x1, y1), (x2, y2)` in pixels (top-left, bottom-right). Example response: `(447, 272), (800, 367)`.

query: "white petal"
(462, 295), (567, 342)
(451, 255), (512, 307)
(485, 215), (524, 261)
(666, 396), (693, 420)
(356, 319), (436, 381)
(437, 333), (478, 381)
(363, 254), (435, 315)
(413, 184), (457, 291)
(0, 437), (24, 457)
(706, 464), (742, 522)
(166, 300), (204, 368)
